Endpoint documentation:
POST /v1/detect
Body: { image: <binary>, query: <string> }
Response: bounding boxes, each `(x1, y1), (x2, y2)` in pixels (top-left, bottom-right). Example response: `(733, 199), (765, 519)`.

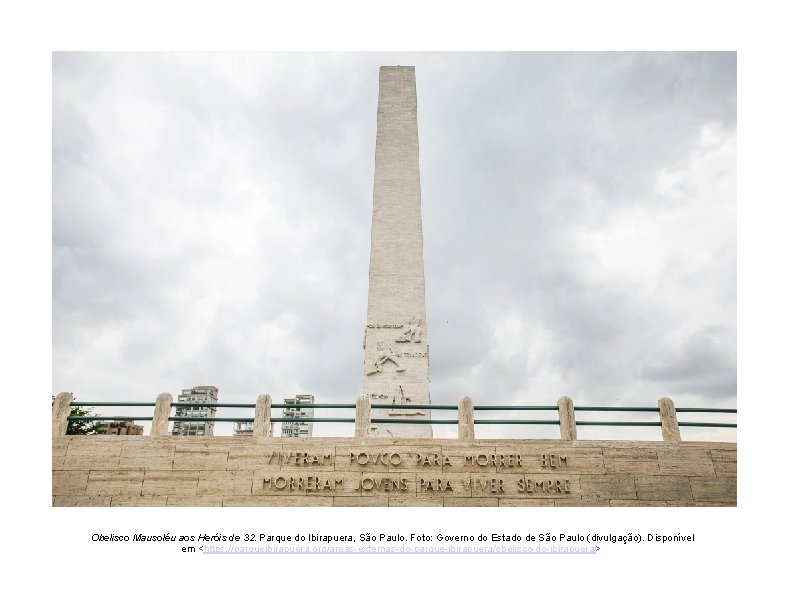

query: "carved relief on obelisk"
(363, 66), (431, 437)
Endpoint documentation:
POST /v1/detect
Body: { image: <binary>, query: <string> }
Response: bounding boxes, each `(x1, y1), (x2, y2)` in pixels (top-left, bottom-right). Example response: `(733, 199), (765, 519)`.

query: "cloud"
(53, 52), (736, 437)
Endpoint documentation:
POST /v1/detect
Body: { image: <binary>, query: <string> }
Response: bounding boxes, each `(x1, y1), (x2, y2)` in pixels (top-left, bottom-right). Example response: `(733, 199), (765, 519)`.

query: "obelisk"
(363, 66), (431, 437)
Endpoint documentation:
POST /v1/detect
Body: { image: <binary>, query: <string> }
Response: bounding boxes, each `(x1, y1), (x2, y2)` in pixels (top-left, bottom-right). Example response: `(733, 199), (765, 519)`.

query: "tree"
(52, 396), (104, 435)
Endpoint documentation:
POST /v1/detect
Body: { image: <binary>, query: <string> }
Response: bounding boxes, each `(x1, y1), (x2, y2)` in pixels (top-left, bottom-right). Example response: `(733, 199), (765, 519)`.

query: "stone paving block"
(223, 495), (333, 507)
(142, 470), (199, 496)
(657, 449), (715, 476)
(690, 477), (737, 503)
(553, 498), (610, 507)
(710, 449), (737, 477)
(54, 495), (111, 506)
(444, 497), (498, 507)
(86, 470), (144, 496)
(580, 475), (636, 501)
(197, 470), (254, 496)
(167, 495), (223, 506)
(635, 476), (693, 501)
(111, 495), (168, 506)
(173, 449), (229, 471)
(388, 496), (443, 507)
(52, 439), (69, 470)
(610, 499), (668, 507)
(603, 448), (659, 475)
(691, 501), (736, 507)
(226, 444), (284, 471)
(498, 498), (554, 507)
(333, 496), (388, 507)
(52, 471), (89, 496)
(119, 441), (175, 470)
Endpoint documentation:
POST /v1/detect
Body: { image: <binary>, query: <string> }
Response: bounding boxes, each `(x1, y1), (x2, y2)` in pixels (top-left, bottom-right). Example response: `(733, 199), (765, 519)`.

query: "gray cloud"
(53, 52), (736, 438)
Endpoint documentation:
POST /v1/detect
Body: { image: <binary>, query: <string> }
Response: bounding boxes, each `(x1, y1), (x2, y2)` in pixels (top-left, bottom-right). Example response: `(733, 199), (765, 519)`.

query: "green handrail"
(474, 405), (558, 411)
(474, 420), (559, 425)
(576, 406), (660, 412)
(271, 417), (355, 423)
(61, 402), (738, 430)
(678, 422), (737, 428)
(370, 418), (457, 424)
(676, 408), (736, 413)
(576, 421), (662, 426)
(67, 416), (154, 421)
(69, 402), (157, 407)
(371, 404), (457, 410)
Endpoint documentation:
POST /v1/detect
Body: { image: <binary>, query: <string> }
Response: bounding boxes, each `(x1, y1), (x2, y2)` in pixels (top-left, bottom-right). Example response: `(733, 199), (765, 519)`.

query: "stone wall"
(52, 436), (736, 506)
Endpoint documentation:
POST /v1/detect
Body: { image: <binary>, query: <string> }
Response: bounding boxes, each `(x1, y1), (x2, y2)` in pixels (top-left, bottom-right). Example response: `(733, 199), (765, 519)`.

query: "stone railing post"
(151, 392), (173, 437)
(253, 394), (272, 437)
(557, 396), (577, 440)
(658, 397), (681, 443)
(458, 396), (475, 440)
(52, 392), (74, 437)
(355, 395), (371, 438)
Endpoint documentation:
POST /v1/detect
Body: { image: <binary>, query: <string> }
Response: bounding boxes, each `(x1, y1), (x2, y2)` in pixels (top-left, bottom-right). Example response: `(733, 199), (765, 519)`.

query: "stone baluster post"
(557, 396), (577, 441)
(52, 392), (74, 437)
(458, 396), (475, 440)
(355, 395), (371, 438)
(658, 397), (681, 443)
(253, 394), (273, 438)
(151, 392), (173, 437)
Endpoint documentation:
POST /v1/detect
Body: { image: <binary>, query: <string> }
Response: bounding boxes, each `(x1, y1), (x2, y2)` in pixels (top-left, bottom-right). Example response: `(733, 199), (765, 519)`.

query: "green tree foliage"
(52, 396), (104, 435)
(67, 404), (104, 435)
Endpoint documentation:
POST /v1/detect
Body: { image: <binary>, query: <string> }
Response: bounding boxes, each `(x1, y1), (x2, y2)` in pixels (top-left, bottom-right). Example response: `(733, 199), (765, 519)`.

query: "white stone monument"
(363, 66), (431, 437)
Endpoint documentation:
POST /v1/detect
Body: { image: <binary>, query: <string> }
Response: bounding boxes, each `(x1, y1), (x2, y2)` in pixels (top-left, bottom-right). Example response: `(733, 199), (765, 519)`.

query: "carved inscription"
(465, 454), (522, 467)
(470, 477), (506, 493)
(256, 474), (572, 494)
(461, 453), (568, 468)
(345, 452), (570, 469)
(267, 451), (334, 466)
(359, 477), (410, 492)
(350, 452), (405, 466)
(254, 452), (576, 497)
(517, 478), (572, 494)
(346, 452), (451, 466)
(261, 476), (343, 491)
(541, 454), (568, 468)
(366, 318), (423, 345)
(416, 453), (451, 466)
(419, 478), (454, 492)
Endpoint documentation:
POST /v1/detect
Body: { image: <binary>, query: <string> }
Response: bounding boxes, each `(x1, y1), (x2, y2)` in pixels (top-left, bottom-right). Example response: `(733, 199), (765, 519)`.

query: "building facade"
(100, 419), (144, 435)
(232, 421), (253, 436)
(280, 394), (314, 438)
(171, 385), (218, 436)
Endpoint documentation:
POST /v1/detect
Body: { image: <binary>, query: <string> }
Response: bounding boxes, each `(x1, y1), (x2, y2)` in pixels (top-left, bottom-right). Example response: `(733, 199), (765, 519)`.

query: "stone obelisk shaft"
(363, 66), (431, 437)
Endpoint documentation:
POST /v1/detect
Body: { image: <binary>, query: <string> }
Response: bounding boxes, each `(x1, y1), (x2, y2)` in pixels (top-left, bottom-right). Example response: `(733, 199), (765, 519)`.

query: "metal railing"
(53, 392), (736, 442)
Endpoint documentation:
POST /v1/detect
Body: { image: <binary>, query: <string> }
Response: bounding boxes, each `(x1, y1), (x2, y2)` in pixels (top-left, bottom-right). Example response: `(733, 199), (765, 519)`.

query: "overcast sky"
(52, 52), (736, 439)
